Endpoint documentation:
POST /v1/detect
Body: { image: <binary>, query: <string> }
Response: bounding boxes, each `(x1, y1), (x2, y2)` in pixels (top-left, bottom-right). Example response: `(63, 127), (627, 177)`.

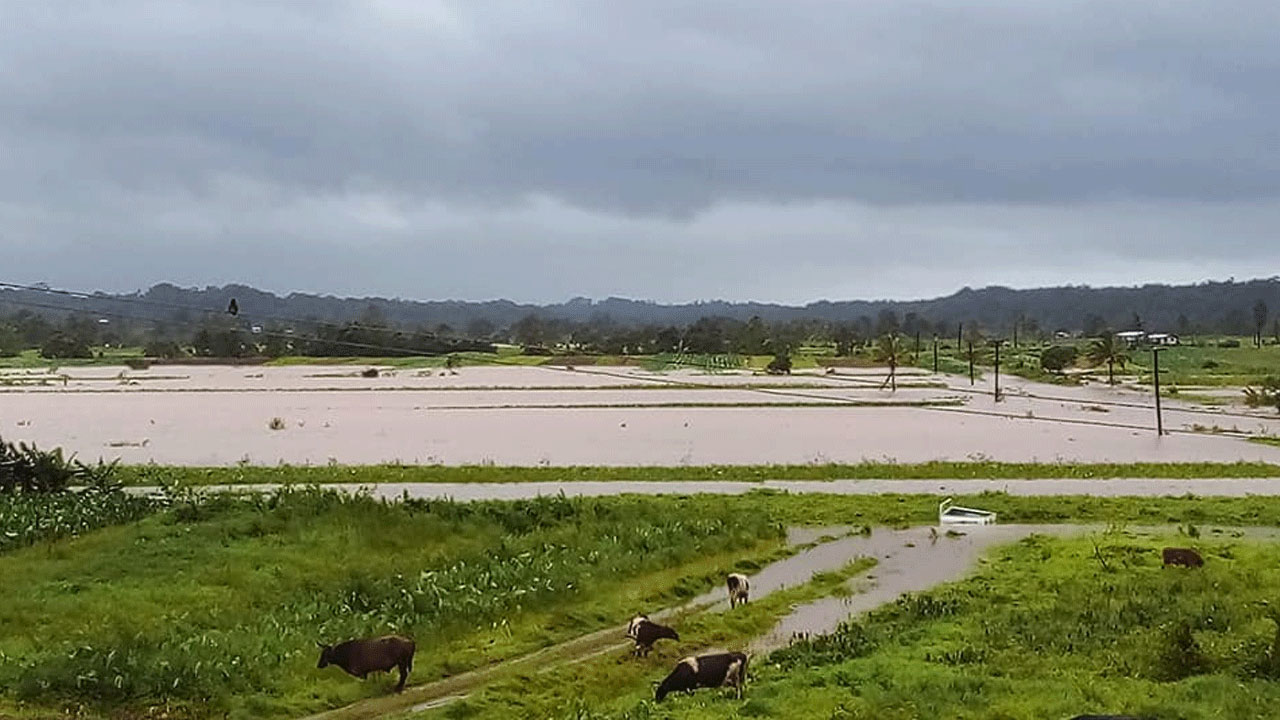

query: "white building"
(1115, 330), (1146, 347)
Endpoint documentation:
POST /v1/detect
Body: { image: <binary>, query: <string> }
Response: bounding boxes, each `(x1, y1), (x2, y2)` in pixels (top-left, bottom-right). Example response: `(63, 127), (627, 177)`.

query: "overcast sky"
(2, 1), (1278, 304)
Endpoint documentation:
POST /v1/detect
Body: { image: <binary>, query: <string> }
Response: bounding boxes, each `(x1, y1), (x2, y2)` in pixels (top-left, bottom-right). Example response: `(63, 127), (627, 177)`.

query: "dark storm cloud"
(1, 1), (1279, 302)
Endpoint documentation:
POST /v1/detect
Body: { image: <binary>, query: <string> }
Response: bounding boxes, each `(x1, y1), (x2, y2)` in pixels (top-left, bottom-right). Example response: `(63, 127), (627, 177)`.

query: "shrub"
(0, 437), (79, 493)
(1219, 339), (1242, 348)
(143, 339), (184, 359)
(1039, 345), (1078, 373)
(766, 353), (793, 375)
(39, 332), (91, 359)
(267, 417), (287, 431)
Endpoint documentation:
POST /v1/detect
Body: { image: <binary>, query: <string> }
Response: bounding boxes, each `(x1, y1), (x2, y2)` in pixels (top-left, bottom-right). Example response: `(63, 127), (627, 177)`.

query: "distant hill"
(3, 277), (1280, 338)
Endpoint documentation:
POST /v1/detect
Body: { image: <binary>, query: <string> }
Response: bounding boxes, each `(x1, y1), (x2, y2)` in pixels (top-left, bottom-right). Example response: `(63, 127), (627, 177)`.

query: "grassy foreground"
(0, 490), (786, 720)
(11, 489), (1280, 719)
(518, 533), (1280, 719)
(115, 460), (1280, 487)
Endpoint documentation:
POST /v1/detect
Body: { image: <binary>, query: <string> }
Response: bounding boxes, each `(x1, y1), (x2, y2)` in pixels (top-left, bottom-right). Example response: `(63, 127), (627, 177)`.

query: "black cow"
(626, 614), (679, 657)
(655, 652), (748, 702)
(726, 573), (750, 608)
(317, 635), (416, 692)
(1162, 547), (1204, 568)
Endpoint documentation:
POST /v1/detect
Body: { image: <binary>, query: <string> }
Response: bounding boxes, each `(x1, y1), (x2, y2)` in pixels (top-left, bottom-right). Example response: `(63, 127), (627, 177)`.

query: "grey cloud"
(1, 1), (1279, 302)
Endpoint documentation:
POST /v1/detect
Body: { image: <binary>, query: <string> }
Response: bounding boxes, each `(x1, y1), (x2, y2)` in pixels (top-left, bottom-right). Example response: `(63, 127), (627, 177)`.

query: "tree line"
(2, 278), (1279, 359)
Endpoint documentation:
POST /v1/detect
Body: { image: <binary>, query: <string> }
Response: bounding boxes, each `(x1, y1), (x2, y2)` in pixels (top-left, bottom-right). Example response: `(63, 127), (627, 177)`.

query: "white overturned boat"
(939, 497), (997, 525)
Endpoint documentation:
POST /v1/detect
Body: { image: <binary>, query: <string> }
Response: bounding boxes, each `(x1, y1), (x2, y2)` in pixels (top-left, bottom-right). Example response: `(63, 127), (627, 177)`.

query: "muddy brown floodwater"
(6, 365), (1280, 466)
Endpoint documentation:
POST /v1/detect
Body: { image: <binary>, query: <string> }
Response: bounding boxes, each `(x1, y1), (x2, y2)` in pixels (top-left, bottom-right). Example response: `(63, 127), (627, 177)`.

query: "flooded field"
(4, 364), (1280, 466)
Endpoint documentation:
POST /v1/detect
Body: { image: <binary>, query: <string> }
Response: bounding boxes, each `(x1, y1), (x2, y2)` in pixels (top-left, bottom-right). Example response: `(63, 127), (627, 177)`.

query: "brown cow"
(1162, 547), (1204, 568)
(317, 635), (415, 692)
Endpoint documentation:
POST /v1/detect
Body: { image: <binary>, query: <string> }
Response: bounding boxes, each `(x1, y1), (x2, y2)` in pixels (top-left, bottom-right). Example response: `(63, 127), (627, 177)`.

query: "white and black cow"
(625, 614), (679, 657)
(655, 652), (749, 702)
(726, 573), (750, 608)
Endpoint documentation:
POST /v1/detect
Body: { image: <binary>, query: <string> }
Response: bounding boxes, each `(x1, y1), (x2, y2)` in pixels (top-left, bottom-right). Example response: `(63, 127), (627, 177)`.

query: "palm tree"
(875, 333), (905, 392)
(1087, 330), (1128, 386)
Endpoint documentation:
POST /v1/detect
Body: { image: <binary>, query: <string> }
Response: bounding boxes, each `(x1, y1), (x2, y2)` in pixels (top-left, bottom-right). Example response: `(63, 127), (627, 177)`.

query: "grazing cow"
(726, 573), (750, 608)
(1162, 547), (1204, 568)
(317, 635), (416, 692)
(655, 652), (749, 702)
(625, 614), (679, 657)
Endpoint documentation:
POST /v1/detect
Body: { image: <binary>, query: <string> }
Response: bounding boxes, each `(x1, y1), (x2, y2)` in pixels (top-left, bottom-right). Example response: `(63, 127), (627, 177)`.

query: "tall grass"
(0, 488), (158, 552)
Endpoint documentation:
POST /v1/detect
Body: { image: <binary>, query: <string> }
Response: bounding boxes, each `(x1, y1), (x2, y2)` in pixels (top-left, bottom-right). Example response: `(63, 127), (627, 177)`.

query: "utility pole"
(957, 323), (963, 348)
(915, 330), (921, 357)
(932, 336), (939, 373)
(1153, 346), (1165, 436)
(968, 341), (975, 385)
(991, 339), (1006, 402)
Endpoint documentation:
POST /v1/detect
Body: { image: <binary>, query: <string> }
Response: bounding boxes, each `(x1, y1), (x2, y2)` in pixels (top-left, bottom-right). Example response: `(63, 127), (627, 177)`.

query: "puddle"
(748, 524), (1081, 653)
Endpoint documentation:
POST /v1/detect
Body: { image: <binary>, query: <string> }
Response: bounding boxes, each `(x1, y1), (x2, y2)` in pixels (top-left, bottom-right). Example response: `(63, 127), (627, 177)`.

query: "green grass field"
(474, 533), (1280, 720)
(114, 460), (1280, 487)
(1126, 341), (1280, 387)
(15, 473), (1280, 718)
(0, 347), (147, 369)
(707, 533), (1280, 719)
(0, 490), (786, 719)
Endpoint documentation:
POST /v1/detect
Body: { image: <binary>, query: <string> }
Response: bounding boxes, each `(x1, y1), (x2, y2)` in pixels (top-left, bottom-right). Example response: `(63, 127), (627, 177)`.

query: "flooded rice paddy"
(4, 364), (1280, 466)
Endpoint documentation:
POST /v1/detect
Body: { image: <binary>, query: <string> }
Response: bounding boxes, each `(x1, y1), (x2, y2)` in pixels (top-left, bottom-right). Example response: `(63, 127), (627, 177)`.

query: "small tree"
(875, 333), (905, 391)
(1086, 331), (1128, 386)
(1039, 345), (1078, 374)
(1243, 376), (1280, 414)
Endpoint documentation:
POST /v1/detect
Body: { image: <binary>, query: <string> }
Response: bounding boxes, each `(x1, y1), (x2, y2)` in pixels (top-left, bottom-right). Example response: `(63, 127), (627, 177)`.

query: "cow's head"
(316, 643), (333, 669)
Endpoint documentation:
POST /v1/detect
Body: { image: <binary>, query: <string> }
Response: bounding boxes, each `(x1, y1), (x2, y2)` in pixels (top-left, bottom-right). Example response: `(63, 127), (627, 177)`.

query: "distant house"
(1115, 330), (1178, 347)
(1116, 330), (1146, 347)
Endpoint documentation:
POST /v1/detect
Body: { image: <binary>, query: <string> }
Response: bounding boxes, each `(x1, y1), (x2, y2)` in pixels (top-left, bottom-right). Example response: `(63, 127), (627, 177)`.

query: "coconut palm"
(875, 333), (905, 392)
(1086, 330), (1128, 386)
